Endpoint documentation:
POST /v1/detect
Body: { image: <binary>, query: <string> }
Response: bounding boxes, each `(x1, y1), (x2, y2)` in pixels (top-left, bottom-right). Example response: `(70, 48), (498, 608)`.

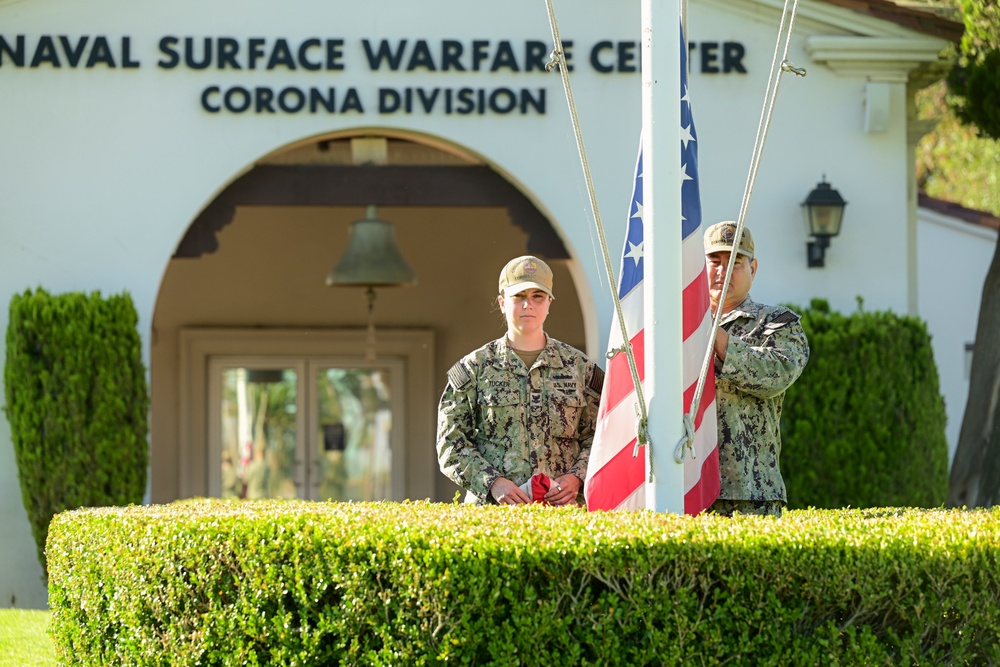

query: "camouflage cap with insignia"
(498, 255), (554, 299)
(704, 221), (754, 259)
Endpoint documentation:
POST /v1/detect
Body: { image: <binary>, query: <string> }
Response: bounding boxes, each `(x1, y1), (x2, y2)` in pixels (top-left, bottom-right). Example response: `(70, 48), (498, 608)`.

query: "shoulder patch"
(588, 365), (605, 394)
(763, 310), (800, 332)
(447, 362), (472, 391)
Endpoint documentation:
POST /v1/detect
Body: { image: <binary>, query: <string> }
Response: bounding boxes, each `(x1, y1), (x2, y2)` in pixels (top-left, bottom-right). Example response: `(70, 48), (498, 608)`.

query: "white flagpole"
(641, 0), (686, 514)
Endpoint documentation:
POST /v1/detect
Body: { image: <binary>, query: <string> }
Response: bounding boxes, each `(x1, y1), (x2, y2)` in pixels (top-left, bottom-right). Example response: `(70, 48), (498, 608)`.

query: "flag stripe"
(683, 367), (715, 429)
(681, 268), (711, 340)
(682, 234), (706, 282)
(684, 444), (720, 512)
(588, 378), (644, 472)
(586, 442), (646, 511)
(682, 309), (713, 390)
(599, 330), (645, 419)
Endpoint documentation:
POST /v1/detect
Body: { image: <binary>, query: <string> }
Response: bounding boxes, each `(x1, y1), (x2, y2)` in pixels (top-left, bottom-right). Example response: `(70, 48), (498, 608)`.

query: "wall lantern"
(326, 205), (417, 361)
(802, 177), (847, 268)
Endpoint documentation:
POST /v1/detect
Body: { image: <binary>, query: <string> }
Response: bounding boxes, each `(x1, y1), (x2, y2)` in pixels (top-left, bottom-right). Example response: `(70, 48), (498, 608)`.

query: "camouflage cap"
(704, 221), (754, 258)
(498, 255), (554, 299)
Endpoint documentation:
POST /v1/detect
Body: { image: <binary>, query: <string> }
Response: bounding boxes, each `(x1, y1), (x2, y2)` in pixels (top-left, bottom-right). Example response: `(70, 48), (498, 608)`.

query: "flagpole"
(641, 0), (686, 514)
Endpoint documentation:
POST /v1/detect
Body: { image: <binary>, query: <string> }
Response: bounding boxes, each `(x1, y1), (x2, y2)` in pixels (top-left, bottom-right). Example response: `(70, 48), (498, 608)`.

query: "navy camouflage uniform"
(436, 335), (604, 505)
(711, 295), (809, 516)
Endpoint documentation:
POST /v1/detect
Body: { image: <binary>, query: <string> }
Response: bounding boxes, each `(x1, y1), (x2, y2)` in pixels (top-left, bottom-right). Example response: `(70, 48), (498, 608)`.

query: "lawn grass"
(0, 609), (55, 667)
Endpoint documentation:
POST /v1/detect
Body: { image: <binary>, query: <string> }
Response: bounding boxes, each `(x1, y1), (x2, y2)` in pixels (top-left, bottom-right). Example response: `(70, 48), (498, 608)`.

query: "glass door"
(208, 356), (404, 501)
(313, 366), (394, 501)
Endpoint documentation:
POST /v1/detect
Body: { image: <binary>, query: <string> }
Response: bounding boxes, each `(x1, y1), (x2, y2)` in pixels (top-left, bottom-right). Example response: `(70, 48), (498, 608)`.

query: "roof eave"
(818, 0), (964, 41)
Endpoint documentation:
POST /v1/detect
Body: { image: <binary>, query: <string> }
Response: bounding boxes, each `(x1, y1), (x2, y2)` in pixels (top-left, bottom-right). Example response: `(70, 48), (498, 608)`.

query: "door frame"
(179, 327), (435, 501)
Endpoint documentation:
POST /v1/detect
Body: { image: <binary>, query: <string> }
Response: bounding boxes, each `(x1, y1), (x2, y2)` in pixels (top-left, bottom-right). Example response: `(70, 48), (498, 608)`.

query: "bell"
(326, 205), (416, 363)
(326, 205), (416, 287)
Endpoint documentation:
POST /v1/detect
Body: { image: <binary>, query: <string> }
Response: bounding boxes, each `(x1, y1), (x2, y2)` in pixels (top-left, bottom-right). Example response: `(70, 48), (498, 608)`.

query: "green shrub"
(48, 501), (1000, 666)
(4, 288), (149, 579)
(781, 298), (949, 509)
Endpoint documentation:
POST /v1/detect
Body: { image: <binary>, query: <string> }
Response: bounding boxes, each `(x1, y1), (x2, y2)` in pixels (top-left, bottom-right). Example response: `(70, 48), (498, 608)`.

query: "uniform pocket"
(476, 386), (521, 443)
(549, 387), (585, 438)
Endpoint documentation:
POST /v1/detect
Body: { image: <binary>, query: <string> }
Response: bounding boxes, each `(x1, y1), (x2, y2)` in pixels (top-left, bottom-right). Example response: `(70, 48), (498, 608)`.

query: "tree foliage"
(916, 1), (1000, 216)
(916, 81), (1000, 215)
(3, 289), (149, 579)
(947, 0), (1000, 140)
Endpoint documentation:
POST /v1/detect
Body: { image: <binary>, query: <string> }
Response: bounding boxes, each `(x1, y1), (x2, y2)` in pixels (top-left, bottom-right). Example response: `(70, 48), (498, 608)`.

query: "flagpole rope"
(542, 0), (651, 457)
(675, 0), (805, 463)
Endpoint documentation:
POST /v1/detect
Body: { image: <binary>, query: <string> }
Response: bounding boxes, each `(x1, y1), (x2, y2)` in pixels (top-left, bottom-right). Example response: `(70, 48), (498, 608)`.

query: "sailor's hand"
(544, 474), (582, 506)
(491, 477), (531, 505)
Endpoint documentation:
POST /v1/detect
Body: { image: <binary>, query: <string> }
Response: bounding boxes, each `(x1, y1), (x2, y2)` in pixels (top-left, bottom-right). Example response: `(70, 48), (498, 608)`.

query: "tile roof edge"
(818, 0), (964, 42)
(919, 192), (1000, 232)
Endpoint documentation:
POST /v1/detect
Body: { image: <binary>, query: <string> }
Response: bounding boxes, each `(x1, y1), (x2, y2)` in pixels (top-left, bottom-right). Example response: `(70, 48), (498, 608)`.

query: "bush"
(4, 288), (149, 579)
(781, 299), (949, 509)
(48, 501), (1000, 666)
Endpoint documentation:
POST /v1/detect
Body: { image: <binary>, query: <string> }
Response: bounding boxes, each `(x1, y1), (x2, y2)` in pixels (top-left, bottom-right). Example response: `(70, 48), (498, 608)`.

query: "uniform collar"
(494, 335), (567, 370)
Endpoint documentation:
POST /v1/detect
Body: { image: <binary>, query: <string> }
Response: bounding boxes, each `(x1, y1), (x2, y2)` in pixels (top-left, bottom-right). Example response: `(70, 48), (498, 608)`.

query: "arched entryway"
(149, 131), (590, 505)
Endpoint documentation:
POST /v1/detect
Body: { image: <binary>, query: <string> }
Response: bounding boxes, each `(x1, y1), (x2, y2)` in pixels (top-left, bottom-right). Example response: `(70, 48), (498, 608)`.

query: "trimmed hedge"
(48, 501), (1000, 666)
(781, 299), (949, 509)
(4, 288), (149, 579)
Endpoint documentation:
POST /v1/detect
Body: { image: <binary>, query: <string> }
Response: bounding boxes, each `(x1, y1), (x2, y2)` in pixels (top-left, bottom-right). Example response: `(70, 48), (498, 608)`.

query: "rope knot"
(632, 405), (652, 483)
(673, 413), (696, 463)
(631, 403), (649, 458)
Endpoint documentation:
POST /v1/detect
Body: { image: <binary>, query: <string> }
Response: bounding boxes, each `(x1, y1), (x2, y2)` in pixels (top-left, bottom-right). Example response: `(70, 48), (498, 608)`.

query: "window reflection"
(317, 368), (392, 501)
(220, 368), (298, 499)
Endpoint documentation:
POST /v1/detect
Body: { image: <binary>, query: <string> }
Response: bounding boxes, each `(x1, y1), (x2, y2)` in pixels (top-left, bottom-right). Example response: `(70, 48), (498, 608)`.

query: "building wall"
(917, 209), (999, 462)
(0, 0), (963, 607)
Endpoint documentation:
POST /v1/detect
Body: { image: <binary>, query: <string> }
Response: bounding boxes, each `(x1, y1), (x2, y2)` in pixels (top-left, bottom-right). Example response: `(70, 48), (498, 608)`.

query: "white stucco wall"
(918, 210), (998, 463)
(0, 0), (960, 607)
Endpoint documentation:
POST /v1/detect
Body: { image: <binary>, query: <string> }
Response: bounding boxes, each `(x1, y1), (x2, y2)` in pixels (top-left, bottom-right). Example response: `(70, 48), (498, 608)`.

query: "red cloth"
(530, 474), (551, 503)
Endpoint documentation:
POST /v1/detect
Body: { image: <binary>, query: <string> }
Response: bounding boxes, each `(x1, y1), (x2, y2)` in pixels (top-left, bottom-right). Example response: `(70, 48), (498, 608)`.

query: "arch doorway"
(150, 132), (590, 505)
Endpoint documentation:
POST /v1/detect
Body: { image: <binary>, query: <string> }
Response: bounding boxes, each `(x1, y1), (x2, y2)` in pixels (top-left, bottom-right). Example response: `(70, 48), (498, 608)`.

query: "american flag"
(584, 27), (719, 514)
